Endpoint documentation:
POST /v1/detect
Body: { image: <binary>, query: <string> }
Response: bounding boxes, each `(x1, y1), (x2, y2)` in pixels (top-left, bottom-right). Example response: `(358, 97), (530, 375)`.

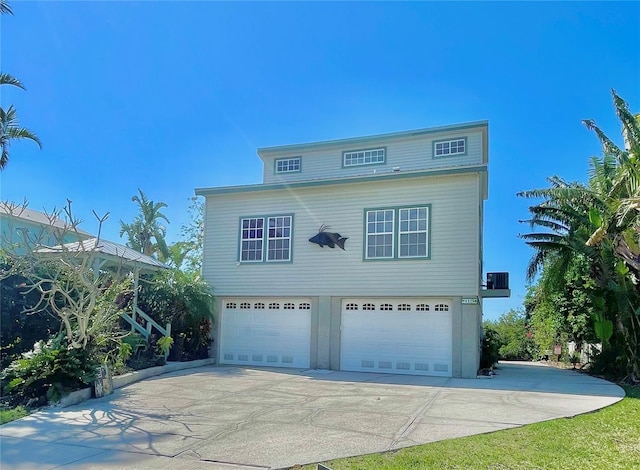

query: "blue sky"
(1, 1), (638, 320)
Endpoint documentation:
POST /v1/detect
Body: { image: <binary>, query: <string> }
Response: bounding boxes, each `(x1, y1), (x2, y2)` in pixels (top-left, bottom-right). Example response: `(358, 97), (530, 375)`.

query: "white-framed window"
(365, 209), (394, 259)
(398, 207), (429, 258)
(275, 157), (301, 173)
(343, 147), (385, 167)
(239, 214), (292, 262)
(434, 138), (466, 157)
(365, 206), (430, 260)
(240, 217), (264, 262)
(267, 216), (291, 261)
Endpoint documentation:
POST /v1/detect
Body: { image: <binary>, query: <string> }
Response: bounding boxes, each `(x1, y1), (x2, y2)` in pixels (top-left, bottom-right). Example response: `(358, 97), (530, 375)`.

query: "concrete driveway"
(0, 362), (624, 469)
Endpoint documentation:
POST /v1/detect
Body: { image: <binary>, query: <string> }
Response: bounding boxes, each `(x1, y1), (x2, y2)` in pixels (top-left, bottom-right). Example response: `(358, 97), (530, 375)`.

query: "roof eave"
(256, 120), (489, 160)
(195, 164), (487, 197)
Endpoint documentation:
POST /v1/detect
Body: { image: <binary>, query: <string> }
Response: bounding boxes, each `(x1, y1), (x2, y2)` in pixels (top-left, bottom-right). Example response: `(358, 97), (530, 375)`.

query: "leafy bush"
(486, 309), (537, 361)
(589, 339), (632, 381)
(137, 270), (215, 361)
(1, 334), (98, 408)
(0, 262), (61, 369)
(0, 405), (28, 424)
(480, 326), (500, 370)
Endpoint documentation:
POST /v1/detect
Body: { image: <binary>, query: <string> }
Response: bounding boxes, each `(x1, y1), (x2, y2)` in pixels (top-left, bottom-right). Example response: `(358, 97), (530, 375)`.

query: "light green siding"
(201, 172), (482, 298)
(261, 129), (485, 185)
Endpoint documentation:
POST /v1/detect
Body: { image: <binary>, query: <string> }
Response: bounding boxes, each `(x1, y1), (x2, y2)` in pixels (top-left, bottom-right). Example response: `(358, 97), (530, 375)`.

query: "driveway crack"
(388, 379), (450, 449)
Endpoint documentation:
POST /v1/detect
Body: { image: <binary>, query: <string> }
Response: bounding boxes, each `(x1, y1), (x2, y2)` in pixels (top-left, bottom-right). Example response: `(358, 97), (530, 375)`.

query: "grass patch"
(0, 406), (29, 425)
(301, 386), (639, 470)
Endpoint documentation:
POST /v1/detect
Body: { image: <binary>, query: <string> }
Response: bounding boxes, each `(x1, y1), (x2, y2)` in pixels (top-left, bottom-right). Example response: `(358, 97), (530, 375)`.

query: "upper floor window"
(275, 157), (301, 174)
(240, 214), (292, 263)
(398, 207), (429, 258)
(365, 206), (430, 260)
(343, 147), (386, 167)
(434, 138), (466, 157)
(365, 209), (394, 259)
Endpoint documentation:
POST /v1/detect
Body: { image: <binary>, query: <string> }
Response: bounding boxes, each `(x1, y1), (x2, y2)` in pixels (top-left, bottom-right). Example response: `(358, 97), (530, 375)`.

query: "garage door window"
(341, 298), (452, 377)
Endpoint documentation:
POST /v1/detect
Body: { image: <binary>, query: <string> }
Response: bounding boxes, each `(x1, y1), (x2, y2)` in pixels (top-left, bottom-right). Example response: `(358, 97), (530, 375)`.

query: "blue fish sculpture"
(309, 225), (348, 250)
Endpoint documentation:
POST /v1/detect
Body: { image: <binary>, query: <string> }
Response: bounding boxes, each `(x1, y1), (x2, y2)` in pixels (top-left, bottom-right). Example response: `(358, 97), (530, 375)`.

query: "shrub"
(0, 405), (28, 424)
(0, 263), (61, 369)
(480, 326), (500, 370)
(0, 334), (98, 408)
(137, 270), (215, 361)
(487, 309), (537, 361)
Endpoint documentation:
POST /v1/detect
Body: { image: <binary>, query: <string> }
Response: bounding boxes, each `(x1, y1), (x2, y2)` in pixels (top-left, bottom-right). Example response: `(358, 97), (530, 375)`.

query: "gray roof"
(35, 237), (169, 271)
(0, 202), (94, 238)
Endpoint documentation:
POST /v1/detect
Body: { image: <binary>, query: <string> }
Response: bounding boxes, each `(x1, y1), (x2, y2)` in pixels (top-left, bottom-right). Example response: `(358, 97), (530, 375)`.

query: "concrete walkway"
(0, 361), (624, 469)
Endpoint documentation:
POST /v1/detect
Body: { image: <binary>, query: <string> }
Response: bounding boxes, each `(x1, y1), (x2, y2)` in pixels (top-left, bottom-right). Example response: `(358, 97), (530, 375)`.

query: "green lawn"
(300, 386), (639, 470)
(0, 406), (28, 425)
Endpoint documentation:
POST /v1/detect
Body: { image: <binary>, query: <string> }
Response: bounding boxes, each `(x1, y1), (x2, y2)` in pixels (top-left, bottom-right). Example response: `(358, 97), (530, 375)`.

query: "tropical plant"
(0, 79), (42, 170)
(120, 189), (170, 259)
(0, 333), (98, 408)
(485, 309), (536, 361)
(164, 241), (194, 271)
(137, 269), (215, 361)
(0, 2), (42, 170)
(0, 257), (62, 369)
(178, 196), (204, 273)
(480, 326), (500, 370)
(519, 90), (640, 381)
(524, 254), (598, 357)
(0, 0), (12, 15)
(156, 335), (174, 357)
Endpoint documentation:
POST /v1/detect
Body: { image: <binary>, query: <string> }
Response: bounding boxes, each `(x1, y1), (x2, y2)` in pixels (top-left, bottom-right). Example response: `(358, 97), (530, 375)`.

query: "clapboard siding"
(202, 173), (481, 297)
(263, 130), (484, 185)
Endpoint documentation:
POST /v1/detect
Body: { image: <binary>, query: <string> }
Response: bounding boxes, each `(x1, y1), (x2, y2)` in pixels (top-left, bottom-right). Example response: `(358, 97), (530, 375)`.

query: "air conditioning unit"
(487, 272), (509, 290)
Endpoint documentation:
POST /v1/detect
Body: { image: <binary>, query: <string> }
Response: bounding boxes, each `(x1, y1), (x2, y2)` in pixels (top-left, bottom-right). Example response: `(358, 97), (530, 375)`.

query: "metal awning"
(35, 237), (169, 274)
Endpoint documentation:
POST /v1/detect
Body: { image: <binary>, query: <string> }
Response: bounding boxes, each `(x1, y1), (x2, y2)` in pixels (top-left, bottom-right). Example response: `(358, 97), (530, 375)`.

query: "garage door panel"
(341, 299), (452, 377)
(220, 299), (311, 369)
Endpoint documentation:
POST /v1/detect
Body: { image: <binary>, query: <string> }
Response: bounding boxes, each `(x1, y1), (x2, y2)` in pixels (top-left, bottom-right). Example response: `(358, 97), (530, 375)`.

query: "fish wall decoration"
(309, 225), (348, 250)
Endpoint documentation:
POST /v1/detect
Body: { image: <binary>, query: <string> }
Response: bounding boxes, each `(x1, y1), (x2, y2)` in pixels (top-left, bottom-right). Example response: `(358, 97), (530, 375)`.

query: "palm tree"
(0, 2), (42, 170)
(518, 176), (605, 283)
(520, 90), (640, 380)
(579, 90), (640, 380)
(1, 0), (12, 15)
(120, 189), (170, 259)
(0, 104), (42, 170)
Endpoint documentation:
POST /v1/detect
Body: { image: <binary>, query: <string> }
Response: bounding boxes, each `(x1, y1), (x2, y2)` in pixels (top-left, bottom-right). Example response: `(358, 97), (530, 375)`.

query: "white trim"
(434, 138), (465, 157)
(343, 147), (385, 167)
(275, 157), (301, 173)
(365, 209), (395, 259)
(239, 217), (264, 262)
(266, 215), (292, 262)
(398, 207), (429, 258)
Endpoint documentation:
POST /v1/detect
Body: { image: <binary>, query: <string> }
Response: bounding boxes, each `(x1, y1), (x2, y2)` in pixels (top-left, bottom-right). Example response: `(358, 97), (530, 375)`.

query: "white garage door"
(341, 298), (452, 377)
(220, 298), (311, 369)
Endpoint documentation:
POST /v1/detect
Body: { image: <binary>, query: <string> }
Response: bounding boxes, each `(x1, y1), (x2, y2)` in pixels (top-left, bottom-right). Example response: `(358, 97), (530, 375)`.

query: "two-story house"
(196, 120), (508, 378)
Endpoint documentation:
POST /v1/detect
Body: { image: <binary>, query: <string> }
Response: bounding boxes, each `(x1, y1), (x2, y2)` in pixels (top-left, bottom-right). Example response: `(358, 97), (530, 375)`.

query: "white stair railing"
(121, 307), (172, 358)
